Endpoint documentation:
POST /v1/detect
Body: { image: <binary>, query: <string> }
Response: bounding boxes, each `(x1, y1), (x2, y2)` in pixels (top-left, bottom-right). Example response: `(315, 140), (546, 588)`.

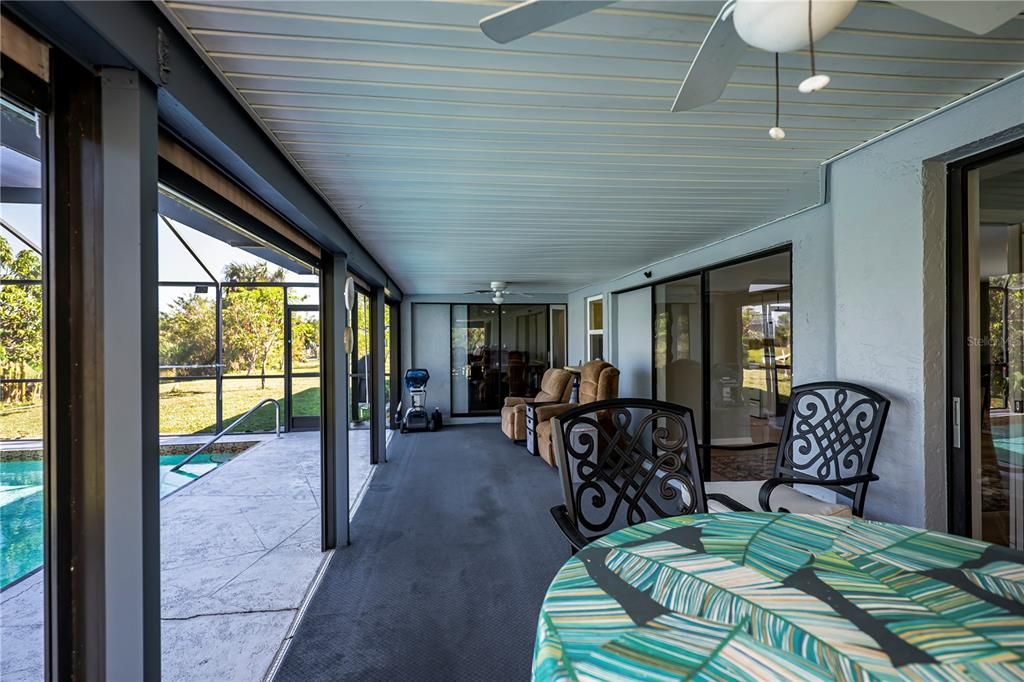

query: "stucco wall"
(828, 76), (1024, 529)
(613, 287), (653, 400)
(568, 203), (835, 387)
(565, 75), (1024, 528)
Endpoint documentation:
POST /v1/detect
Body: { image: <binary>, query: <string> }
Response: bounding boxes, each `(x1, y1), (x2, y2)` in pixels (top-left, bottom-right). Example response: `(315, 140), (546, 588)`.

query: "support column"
(371, 287), (387, 464)
(103, 67), (160, 682)
(55, 66), (159, 680)
(321, 254), (350, 548)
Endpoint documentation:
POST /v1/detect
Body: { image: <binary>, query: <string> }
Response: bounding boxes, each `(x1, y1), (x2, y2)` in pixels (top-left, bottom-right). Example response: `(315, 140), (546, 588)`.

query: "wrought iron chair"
(705, 382), (891, 518)
(549, 398), (717, 553)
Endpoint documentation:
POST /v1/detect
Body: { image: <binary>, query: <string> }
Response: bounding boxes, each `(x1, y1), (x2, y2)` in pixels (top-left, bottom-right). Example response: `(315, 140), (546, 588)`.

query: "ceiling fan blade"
(890, 0), (1024, 34)
(480, 0), (616, 44)
(671, 2), (747, 112)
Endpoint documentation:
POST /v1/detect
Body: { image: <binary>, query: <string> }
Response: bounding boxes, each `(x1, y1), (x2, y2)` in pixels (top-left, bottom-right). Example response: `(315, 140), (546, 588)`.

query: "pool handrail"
(168, 398), (281, 475)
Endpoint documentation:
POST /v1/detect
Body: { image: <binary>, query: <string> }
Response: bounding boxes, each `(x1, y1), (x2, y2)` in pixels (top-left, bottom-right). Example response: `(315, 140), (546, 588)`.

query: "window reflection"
(653, 250), (792, 482)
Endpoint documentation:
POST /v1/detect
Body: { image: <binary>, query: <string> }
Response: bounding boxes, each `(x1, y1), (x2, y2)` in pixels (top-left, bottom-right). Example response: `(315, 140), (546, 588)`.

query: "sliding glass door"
(451, 304), (552, 415)
(654, 276), (703, 440)
(707, 252), (791, 481)
(1, 88), (48, 679)
(550, 305), (567, 369)
(452, 304), (500, 414)
(501, 305), (549, 399)
(653, 248), (791, 481)
(949, 144), (1024, 549)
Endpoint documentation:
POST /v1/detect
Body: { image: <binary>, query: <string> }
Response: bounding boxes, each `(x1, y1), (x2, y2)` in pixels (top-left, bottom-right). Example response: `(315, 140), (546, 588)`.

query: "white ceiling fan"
(480, 0), (1024, 112)
(464, 281), (535, 304)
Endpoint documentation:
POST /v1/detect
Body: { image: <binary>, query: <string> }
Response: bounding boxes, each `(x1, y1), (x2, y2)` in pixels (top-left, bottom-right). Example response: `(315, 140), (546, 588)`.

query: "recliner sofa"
(533, 360), (619, 467)
(500, 367), (573, 441)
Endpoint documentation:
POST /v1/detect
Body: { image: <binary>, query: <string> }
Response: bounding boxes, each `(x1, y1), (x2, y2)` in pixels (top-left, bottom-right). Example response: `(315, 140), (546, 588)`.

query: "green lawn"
(160, 377), (320, 435)
(0, 400), (42, 440)
(2, 374), (333, 439)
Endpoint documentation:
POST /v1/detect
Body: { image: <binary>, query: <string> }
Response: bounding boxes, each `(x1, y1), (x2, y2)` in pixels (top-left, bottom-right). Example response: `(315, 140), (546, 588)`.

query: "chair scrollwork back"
(550, 398), (706, 552)
(771, 382), (891, 516)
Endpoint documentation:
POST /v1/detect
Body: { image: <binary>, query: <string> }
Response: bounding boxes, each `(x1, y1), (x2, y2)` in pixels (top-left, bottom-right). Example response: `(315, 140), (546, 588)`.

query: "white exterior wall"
(829, 77), (1024, 529)
(569, 203), (835, 387)
(567, 76), (1024, 528)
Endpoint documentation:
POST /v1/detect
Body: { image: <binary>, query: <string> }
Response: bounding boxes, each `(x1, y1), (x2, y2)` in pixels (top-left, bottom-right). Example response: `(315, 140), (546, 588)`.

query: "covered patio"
(1, 1), (1023, 680)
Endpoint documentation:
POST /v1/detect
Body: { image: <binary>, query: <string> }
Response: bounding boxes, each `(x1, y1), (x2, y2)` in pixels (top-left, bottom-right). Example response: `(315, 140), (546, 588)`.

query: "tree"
(159, 293), (216, 377)
(0, 235), (43, 405)
(291, 316), (320, 370)
(222, 261), (285, 388)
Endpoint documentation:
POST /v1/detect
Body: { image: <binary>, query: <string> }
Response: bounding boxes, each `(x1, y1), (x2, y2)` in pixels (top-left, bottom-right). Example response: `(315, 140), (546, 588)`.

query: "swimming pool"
(0, 452), (235, 589)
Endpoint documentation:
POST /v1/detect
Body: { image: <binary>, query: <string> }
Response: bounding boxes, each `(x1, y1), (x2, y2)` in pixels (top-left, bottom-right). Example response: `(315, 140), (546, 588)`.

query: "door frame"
(946, 137), (1024, 539)
(285, 302), (320, 431)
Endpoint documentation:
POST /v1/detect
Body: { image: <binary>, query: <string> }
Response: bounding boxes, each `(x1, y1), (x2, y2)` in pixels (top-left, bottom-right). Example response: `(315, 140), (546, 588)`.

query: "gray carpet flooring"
(275, 425), (568, 681)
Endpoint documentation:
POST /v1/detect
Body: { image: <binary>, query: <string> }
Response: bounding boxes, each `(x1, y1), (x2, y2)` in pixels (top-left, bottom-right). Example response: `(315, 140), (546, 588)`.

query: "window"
(1, 89), (47, 678)
(586, 295), (604, 361)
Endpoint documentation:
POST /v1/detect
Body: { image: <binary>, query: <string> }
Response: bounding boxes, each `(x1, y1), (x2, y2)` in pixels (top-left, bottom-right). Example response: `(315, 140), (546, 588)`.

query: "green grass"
(2, 376), (325, 439)
(0, 400), (42, 440)
(159, 377), (320, 435)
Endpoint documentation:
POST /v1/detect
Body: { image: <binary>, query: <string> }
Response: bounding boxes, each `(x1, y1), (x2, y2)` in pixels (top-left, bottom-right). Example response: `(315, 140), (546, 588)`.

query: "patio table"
(533, 512), (1024, 681)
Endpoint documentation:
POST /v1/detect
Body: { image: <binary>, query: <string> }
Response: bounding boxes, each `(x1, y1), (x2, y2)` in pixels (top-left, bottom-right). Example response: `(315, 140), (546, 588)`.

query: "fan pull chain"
(769, 53), (785, 140)
(799, 0), (831, 93)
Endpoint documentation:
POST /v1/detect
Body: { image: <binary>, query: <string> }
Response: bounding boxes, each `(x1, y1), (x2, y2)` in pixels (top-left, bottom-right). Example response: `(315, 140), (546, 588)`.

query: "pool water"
(0, 453), (233, 589)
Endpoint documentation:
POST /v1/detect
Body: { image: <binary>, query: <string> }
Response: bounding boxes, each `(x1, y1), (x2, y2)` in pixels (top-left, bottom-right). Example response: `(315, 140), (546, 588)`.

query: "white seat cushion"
(705, 480), (852, 517)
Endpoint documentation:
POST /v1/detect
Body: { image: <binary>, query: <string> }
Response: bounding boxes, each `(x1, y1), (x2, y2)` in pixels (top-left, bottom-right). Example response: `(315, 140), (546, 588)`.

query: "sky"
(159, 219), (317, 313)
(3, 119), (317, 315)
(0, 202), (316, 314)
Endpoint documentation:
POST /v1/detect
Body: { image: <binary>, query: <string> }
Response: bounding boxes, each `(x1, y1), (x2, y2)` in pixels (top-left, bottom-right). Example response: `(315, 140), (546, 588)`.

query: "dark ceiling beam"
(6, 0), (401, 298)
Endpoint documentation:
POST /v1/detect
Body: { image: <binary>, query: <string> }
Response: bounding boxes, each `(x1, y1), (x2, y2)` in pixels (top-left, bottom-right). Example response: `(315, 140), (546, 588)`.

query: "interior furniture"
(533, 360), (620, 467)
(500, 367), (572, 442)
(549, 398), (707, 553)
(705, 382), (891, 518)
(563, 364), (582, 403)
(533, 512), (1024, 681)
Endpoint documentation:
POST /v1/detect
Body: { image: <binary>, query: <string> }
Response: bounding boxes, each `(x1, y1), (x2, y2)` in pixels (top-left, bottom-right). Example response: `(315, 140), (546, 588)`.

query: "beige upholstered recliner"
(534, 360), (620, 467)
(500, 368), (573, 441)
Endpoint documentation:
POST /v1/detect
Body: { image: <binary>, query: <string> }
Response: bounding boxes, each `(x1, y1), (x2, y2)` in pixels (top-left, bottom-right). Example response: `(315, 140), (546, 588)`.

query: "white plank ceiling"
(166, 0), (1024, 293)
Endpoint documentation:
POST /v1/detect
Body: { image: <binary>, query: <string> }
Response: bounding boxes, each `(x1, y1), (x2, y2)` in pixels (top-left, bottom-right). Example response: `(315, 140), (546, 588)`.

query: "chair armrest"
(503, 396), (531, 408)
(550, 504), (590, 553)
(757, 473), (879, 512)
(707, 492), (752, 512)
(533, 402), (574, 422)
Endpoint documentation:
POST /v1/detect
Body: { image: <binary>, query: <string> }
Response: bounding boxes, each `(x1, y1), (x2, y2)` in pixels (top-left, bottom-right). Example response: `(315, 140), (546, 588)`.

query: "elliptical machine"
(400, 368), (442, 433)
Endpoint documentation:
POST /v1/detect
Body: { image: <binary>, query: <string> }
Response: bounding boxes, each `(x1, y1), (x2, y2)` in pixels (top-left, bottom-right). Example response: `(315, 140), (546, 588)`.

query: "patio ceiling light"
(480, 0), (1024, 115)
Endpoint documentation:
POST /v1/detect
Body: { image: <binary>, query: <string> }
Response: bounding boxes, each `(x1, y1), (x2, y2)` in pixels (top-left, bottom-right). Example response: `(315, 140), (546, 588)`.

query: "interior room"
(1, 1), (1023, 680)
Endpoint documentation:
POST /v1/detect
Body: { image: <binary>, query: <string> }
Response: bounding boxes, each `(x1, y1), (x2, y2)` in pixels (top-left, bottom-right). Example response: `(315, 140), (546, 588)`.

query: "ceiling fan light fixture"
(492, 293), (505, 305)
(798, 0), (831, 94)
(798, 72), (830, 93)
(768, 53), (785, 141)
(732, 0), (855, 53)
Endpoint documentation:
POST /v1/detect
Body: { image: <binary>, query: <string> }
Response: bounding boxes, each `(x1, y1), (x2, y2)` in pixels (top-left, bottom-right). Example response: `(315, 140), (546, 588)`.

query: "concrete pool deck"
(0, 428), (389, 682)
